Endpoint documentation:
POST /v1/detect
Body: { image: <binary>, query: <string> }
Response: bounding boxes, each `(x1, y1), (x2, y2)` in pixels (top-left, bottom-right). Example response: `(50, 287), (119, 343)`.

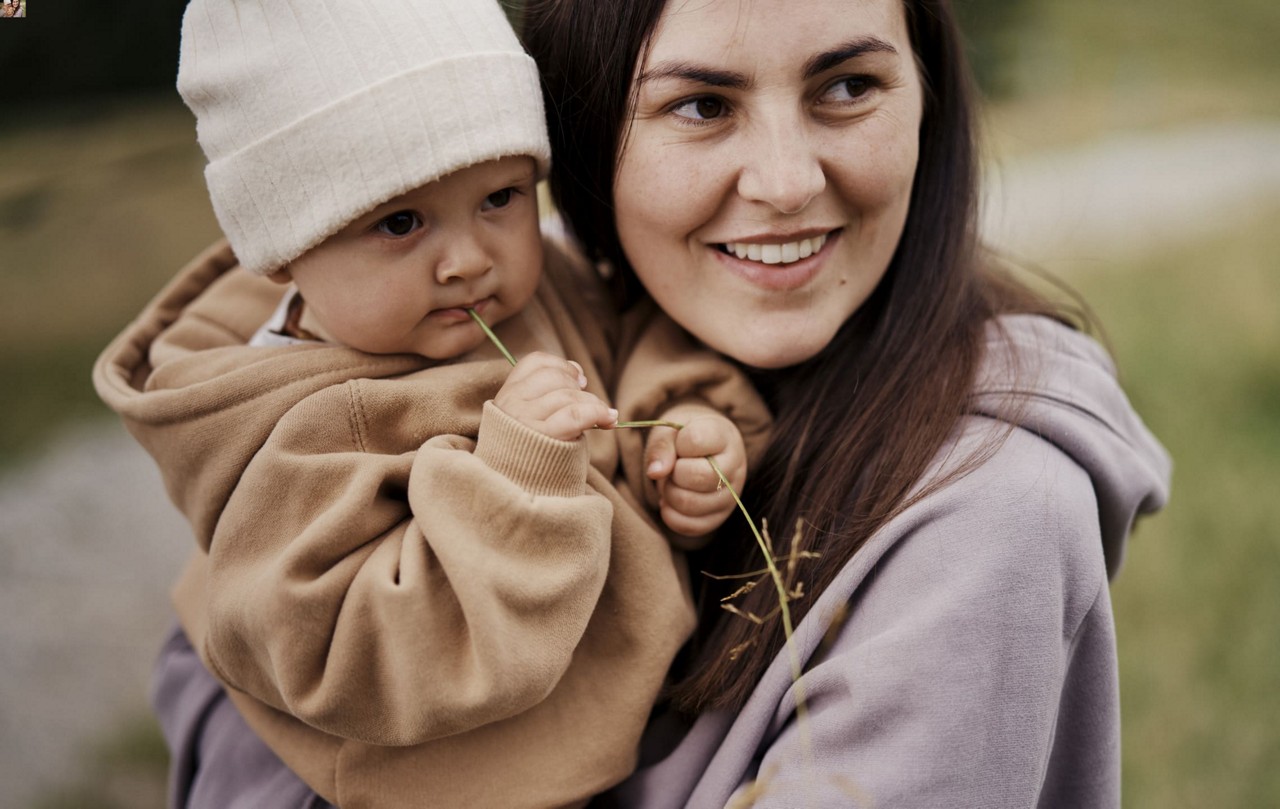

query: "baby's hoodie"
(92, 237), (771, 808)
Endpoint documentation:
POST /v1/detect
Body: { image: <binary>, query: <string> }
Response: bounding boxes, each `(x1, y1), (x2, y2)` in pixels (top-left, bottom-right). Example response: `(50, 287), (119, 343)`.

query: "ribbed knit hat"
(178, 0), (551, 275)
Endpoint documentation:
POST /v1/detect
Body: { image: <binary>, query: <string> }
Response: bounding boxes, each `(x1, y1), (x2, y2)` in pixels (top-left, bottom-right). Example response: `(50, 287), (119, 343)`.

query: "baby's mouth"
(717, 232), (830, 265)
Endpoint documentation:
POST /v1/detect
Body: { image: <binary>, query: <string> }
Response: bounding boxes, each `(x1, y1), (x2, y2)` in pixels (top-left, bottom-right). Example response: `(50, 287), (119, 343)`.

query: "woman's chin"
(739, 348), (822, 370)
(705, 325), (835, 370)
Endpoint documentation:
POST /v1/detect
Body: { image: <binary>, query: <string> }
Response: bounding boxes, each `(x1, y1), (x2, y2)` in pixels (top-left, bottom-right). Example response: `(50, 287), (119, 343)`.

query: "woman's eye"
(483, 188), (514, 210)
(671, 96), (727, 122)
(376, 211), (422, 237)
(820, 76), (875, 104)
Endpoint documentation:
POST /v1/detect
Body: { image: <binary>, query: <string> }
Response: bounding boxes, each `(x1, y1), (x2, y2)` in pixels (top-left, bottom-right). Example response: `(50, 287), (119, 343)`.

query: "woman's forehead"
(646, 0), (911, 68)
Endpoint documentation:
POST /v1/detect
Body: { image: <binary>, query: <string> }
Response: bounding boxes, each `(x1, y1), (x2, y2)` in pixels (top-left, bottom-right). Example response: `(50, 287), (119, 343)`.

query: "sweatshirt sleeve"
(736, 427), (1117, 808)
(613, 304), (772, 524)
(202, 381), (614, 747)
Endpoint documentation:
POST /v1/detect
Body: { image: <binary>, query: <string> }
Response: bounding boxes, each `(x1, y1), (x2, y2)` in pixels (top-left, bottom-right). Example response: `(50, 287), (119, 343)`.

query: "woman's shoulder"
(813, 306), (1172, 638)
(749, 422), (1118, 809)
(802, 314), (1163, 629)
(892, 415), (1108, 620)
(964, 313), (1171, 576)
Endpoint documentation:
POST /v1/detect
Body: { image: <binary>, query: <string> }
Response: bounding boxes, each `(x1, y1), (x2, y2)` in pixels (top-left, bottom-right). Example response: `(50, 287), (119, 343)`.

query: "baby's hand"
(494, 352), (617, 441)
(644, 407), (746, 538)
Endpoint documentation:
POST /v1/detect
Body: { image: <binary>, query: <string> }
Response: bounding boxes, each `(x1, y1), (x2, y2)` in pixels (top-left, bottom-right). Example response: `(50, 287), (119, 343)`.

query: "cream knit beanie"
(178, 0), (551, 275)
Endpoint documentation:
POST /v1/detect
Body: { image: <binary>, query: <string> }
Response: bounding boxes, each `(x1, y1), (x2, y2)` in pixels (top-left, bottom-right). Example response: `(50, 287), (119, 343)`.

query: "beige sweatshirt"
(94, 238), (770, 808)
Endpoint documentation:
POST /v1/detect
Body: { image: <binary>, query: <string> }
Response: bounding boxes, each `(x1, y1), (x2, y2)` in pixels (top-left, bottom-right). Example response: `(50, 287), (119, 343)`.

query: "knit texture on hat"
(178, 0), (551, 275)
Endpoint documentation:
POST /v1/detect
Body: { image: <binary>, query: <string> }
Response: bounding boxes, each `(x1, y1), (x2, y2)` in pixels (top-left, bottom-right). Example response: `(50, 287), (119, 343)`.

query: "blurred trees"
(953, 0), (1038, 98)
(0, 0), (1031, 109)
(0, 1), (188, 108)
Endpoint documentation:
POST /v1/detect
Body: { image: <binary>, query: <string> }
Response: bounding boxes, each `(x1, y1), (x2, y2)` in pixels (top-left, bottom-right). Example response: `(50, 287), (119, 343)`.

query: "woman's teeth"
(722, 234), (827, 265)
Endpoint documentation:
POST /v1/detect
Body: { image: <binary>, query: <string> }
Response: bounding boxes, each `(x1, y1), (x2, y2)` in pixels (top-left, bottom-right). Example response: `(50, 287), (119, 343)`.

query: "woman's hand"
(644, 406), (746, 537)
(493, 351), (617, 441)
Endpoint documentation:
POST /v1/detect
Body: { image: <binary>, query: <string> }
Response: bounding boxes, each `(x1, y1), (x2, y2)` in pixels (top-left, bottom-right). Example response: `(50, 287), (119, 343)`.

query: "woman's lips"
(713, 229), (840, 291)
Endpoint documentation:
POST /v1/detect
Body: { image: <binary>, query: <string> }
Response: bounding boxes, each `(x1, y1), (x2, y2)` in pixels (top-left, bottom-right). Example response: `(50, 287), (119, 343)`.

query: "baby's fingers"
(644, 426), (679, 481)
(502, 352), (587, 399)
(661, 480), (731, 517)
(659, 486), (734, 538)
(543, 395), (617, 441)
(669, 456), (730, 493)
(673, 415), (732, 458)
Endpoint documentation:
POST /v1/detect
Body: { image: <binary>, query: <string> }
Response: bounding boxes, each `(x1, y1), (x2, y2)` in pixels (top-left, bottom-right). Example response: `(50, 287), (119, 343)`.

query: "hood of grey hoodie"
(971, 314), (1171, 578)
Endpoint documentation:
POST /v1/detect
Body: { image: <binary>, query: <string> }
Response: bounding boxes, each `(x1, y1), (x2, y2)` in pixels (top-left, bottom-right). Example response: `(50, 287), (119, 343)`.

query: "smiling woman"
(614, 1), (923, 368)
(526, 0), (1171, 805)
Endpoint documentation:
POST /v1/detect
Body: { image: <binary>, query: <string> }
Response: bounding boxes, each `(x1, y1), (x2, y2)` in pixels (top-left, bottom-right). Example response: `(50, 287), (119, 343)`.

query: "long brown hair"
(524, 0), (1072, 713)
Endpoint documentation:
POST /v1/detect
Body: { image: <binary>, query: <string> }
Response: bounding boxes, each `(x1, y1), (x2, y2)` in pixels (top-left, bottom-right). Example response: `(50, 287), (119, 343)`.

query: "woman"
(523, 0), (1168, 805)
(147, 0), (1170, 806)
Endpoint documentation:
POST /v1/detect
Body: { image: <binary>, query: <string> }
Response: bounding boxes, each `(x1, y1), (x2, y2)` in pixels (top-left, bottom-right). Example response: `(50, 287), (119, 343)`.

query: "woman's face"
(614, 0), (924, 368)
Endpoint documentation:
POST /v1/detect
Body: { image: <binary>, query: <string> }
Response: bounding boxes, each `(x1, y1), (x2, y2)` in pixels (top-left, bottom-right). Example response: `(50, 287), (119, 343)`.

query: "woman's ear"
(267, 266), (293, 284)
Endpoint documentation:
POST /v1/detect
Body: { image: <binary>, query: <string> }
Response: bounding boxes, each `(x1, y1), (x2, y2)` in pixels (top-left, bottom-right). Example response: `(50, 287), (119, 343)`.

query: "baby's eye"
(483, 188), (515, 210)
(819, 76), (876, 104)
(671, 96), (727, 122)
(376, 211), (422, 237)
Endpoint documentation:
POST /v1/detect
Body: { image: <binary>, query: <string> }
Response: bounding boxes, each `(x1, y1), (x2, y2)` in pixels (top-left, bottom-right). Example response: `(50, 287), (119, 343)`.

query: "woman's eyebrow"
(638, 61), (750, 90)
(638, 37), (898, 88)
(803, 36), (899, 78)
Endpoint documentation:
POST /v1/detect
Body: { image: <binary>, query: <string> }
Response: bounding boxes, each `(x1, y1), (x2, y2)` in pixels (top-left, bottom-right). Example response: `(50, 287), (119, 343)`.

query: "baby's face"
(277, 156), (543, 359)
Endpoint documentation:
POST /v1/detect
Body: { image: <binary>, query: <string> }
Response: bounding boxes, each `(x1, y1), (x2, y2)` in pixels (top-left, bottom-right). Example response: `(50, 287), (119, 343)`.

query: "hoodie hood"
(91, 241), (512, 548)
(971, 314), (1171, 577)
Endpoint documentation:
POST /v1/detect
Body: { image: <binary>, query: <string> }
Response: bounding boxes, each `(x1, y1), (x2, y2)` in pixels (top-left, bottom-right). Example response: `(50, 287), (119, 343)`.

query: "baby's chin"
(413, 327), (494, 362)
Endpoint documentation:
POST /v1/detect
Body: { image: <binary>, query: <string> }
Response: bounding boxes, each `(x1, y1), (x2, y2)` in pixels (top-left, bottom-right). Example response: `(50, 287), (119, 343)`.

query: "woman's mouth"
(717, 232), (829, 265)
(712, 229), (840, 291)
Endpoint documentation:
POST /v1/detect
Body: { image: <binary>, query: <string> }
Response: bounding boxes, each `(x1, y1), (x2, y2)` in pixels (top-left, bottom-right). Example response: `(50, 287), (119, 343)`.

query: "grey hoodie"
(605, 314), (1171, 809)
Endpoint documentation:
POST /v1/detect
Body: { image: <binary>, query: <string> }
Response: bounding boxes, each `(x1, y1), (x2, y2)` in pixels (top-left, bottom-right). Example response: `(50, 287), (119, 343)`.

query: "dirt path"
(0, 120), (1277, 808)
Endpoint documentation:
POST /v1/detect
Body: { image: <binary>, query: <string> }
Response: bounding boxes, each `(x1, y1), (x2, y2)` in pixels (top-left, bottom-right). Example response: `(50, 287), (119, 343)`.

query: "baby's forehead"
(387, 155), (541, 204)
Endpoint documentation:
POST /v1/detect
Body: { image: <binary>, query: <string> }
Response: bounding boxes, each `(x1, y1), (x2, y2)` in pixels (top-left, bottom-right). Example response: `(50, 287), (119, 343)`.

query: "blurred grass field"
(1077, 207), (1280, 807)
(1, 0), (1277, 805)
(981, 5), (1280, 803)
(978, 0), (1279, 152)
(0, 99), (222, 467)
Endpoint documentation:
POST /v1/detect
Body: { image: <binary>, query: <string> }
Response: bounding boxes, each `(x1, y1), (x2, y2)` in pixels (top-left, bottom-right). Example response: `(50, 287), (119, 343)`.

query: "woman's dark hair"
(524, 0), (1070, 713)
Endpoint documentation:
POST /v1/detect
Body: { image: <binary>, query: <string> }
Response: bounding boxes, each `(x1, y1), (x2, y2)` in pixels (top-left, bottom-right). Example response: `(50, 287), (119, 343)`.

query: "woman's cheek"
(616, 152), (703, 284)
(629, 177), (690, 235)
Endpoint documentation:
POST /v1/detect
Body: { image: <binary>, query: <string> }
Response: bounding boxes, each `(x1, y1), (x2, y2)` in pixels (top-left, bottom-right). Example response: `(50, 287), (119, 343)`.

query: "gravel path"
(0, 421), (189, 807)
(0, 120), (1277, 808)
(982, 121), (1280, 266)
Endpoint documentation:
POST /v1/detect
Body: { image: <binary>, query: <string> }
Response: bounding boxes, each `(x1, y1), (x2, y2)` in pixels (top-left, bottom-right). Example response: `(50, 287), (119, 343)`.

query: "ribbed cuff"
(473, 401), (589, 498)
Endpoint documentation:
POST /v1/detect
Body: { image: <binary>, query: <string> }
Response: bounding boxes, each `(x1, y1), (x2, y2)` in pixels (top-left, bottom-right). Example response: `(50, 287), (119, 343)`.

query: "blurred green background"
(1, 0), (1276, 806)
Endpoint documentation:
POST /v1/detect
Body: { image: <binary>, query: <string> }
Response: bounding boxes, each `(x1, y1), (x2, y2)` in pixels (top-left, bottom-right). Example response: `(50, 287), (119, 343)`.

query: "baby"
(94, 0), (770, 807)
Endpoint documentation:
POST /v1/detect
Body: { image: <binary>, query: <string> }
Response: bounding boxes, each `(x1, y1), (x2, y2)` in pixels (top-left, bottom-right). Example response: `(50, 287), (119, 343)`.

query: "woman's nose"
(736, 125), (826, 215)
(435, 234), (492, 284)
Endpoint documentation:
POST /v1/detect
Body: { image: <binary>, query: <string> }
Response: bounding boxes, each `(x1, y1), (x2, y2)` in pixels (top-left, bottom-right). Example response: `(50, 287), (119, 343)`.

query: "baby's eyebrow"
(496, 169), (537, 187)
(638, 62), (750, 90)
(803, 36), (899, 79)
